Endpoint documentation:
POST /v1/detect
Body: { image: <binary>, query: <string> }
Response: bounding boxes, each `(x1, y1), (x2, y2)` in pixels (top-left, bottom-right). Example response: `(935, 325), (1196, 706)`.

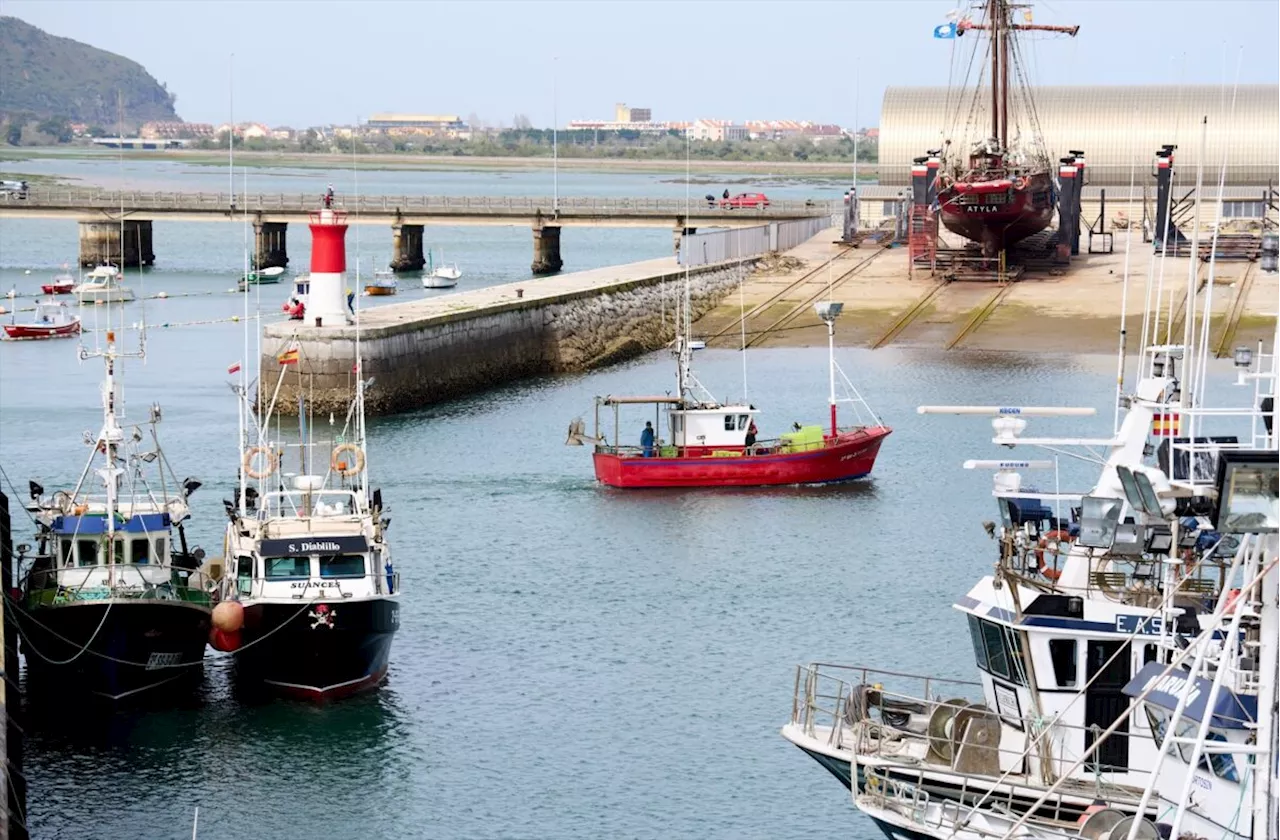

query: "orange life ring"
(243, 445), (279, 479)
(1013, 176), (1028, 190)
(1034, 530), (1073, 581)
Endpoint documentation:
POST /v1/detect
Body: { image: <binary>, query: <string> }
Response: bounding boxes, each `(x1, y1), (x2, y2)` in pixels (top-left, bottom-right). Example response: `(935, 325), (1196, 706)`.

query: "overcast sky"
(6, 0), (1278, 128)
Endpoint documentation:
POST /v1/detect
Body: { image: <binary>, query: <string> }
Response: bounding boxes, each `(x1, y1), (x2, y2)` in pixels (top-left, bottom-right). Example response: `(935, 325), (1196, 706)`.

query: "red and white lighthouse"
(306, 208), (351, 326)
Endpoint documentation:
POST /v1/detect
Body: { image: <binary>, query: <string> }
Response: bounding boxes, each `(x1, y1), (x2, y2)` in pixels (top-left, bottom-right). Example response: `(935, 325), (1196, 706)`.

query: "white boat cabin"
(668, 404), (757, 449)
(230, 487), (392, 602)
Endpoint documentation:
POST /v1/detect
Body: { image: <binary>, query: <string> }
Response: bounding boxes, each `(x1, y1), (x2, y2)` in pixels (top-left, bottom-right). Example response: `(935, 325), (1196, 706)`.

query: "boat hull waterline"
(233, 598), (399, 701)
(592, 426), (891, 488)
(18, 600), (210, 700)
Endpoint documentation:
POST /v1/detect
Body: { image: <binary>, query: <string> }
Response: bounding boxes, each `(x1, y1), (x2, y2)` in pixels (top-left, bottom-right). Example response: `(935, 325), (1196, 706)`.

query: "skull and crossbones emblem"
(308, 603), (336, 629)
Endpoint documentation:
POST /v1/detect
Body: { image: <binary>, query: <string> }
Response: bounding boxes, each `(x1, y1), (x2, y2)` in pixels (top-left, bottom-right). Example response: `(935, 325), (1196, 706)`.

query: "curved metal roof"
(880, 85), (1279, 186)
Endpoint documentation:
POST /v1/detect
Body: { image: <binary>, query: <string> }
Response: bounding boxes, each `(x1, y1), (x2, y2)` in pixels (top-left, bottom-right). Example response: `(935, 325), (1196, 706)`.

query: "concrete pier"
(531, 223), (563, 275)
(259, 256), (753, 416)
(253, 220), (289, 269)
(77, 219), (155, 267)
(390, 222), (426, 272)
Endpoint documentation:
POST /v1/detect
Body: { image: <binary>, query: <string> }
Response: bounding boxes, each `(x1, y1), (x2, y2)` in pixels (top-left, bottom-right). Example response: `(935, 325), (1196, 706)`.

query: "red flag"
(227, 361), (242, 375)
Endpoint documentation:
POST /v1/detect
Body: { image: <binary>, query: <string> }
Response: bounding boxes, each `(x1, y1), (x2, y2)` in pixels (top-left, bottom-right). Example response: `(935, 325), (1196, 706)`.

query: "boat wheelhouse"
(20, 330), (212, 700)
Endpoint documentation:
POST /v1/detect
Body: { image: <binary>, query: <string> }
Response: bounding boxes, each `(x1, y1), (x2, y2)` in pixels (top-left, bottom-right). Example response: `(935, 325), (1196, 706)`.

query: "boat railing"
(24, 563), (213, 607)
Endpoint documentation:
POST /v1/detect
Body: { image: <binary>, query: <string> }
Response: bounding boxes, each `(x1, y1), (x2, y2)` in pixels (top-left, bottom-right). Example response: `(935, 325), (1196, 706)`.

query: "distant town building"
(614, 103), (652, 123)
(364, 113), (470, 138)
(801, 123), (845, 145)
(142, 121), (214, 140)
(271, 127), (296, 141)
(214, 122), (270, 139)
(566, 119), (676, 133)
(690, 119), (748, 142)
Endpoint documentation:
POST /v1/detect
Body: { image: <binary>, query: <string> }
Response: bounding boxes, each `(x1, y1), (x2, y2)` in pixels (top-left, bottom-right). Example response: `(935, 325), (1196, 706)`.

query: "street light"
(815, 301), (844, 436)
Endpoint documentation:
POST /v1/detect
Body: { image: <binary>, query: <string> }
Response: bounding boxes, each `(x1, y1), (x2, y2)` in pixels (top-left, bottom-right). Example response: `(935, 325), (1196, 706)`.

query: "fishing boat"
(568, 296), (890, 487)
(18, 328), (214, 700)
(3, 299), (81, 340)
(423, 249), (459, 289)
(41, 267), (76, 295)
(74, 264), (135, 303)
(365, 267), (397, 297)
(216, 204), (400, 701)
(782, 137), (1279, 832)
(238, 265), (285, 290)
(933, 1), (1079, 258)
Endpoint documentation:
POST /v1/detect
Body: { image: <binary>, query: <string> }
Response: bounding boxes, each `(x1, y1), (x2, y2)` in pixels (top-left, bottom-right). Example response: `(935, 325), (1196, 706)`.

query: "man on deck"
(640, 421), (655, 457)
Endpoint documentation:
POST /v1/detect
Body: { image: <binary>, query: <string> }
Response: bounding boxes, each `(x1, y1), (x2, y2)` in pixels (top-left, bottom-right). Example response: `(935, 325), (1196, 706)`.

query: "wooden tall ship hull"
(937, 170), (1056, 257)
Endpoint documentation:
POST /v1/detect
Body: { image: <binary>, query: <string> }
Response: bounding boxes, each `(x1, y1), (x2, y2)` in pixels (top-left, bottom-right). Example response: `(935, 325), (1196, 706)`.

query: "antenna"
(552, 56), (559, 217)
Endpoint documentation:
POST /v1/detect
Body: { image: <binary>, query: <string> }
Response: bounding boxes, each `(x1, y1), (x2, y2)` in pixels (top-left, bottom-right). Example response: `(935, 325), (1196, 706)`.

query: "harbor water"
(0, 156), (1248, 839)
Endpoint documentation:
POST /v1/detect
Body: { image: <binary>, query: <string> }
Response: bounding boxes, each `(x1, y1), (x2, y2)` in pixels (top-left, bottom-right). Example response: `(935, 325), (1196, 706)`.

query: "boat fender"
(331, 443), (365, 477)
(243, 445), (279, 479)
(1013, 176), (1028, 190)
(1033, 530), (1073, 581)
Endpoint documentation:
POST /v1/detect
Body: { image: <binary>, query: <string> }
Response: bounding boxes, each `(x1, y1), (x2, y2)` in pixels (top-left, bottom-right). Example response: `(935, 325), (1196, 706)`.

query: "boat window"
(1204, 730), (1239, 782)
(236, 556), (254, 595)
(319, 554), (366, 579)
(972, 616), (1027, 687)
(968, 615), (989, 671)
(153, 537), (167, 563)
(1143, 644), (1159, 665)
(130, 538), (150, 564)
(1048, 639), (1077, 687)
(673, 415), (683, 434)
(724, 415), (736, 431)
(1144, 707), (1169, 749)
(111, 539), (126, 565)
(738, 415), (748, 430)
(59, 539), (74, 567)
(77, 539), (99, 567)
(263, 556), (309, 579)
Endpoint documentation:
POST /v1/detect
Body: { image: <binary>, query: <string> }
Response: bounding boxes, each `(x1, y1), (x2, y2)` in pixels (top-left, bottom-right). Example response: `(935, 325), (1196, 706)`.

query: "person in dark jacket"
(640, 421), (655, 457)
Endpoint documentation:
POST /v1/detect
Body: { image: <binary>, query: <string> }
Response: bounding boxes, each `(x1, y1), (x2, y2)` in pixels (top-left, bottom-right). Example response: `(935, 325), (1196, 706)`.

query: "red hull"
(592, 426), (891, 488)
(41, 282), (75, 295)
(937, 170), (1055, 257)
(3, 321), (81, 340)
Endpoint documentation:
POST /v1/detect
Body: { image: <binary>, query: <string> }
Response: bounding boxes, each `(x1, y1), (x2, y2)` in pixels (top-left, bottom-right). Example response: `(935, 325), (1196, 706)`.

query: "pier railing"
(1, 188), (836, 218)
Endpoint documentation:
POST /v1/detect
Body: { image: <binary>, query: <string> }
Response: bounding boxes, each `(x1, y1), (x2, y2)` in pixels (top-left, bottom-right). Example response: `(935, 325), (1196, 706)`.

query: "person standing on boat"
(640, 422), (655, 457)
(745, 421), (758, 450)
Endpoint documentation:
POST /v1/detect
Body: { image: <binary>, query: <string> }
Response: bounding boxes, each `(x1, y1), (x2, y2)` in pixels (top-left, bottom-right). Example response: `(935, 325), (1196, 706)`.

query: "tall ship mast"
(934, 0), (1079, 258)
(18, 329), (214, 701)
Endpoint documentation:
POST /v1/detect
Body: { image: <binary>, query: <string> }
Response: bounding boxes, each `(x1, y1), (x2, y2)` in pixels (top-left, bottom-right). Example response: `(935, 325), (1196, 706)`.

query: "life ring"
(1013, 176), (1028, 190)
(1034, 530), (1073, 581)
(243, 445), (279, 479)
(331, 443), (365, 477)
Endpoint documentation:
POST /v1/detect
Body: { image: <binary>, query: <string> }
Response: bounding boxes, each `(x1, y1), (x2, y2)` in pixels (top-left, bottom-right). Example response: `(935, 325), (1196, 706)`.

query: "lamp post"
(815, 301), (844, 436)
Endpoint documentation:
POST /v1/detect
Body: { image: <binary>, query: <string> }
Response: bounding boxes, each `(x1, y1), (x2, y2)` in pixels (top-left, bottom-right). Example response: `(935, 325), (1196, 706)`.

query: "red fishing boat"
(568, 301), (890, 488)
(934, 0), (1078, 257)
(3, 299), (81, 340)
(41, 269), (76, 295)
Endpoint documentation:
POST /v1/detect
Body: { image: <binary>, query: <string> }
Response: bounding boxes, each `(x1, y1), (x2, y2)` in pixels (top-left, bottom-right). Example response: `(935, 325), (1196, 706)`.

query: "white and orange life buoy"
(331, 443), (365, 477)
(243, 445), (279, 480)
(1034, 530), (1073, 581)
(1013, 176), (1028, 190)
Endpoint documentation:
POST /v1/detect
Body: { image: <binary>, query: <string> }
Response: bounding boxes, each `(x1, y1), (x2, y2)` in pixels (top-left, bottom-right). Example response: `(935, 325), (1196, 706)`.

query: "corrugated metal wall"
(881, 85), (1279, 186)
(678, 217), (830, 266)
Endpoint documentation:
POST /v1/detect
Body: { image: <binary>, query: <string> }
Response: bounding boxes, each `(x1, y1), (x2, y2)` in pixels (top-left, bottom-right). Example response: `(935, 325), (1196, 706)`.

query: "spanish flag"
(1152, 412), (1181, 437)
(277, 342), (300, 366)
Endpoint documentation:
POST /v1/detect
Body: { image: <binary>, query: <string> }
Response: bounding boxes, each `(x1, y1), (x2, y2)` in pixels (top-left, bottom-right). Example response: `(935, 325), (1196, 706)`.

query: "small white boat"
(425, 248), (461, 288)
(74, 265), (134, 303)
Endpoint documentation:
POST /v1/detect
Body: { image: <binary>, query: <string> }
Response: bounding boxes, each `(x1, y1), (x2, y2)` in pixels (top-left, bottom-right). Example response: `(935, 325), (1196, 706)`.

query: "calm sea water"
(0, 158), (1246, 840)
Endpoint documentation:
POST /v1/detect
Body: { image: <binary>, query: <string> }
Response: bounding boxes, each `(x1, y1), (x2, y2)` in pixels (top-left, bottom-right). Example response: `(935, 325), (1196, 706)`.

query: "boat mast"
(999, 1), (1010, 150)
(989, 0), (1000, 145)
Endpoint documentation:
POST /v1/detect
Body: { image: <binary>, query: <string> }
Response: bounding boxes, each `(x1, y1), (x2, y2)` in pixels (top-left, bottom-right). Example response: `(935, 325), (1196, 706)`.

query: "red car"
(719, 192), (770, 209)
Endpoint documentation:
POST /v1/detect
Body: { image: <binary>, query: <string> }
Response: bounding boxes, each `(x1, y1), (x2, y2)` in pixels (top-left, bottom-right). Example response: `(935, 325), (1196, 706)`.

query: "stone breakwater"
(259, 258), (755, 416)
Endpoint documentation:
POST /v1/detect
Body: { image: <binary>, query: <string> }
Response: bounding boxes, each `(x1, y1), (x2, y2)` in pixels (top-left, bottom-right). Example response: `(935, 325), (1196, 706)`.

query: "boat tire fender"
(1034, 530), (1072, 581)
(331, 443), (365, 477)
(243, 445), (279, 479)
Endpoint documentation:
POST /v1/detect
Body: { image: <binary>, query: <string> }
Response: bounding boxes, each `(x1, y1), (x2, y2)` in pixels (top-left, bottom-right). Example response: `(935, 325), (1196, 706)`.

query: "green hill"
(0, 16), (179, 127)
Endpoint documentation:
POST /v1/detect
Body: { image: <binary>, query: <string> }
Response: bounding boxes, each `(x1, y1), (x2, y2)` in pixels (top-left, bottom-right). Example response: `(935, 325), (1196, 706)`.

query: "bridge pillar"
(531, 222), (563, 275)
(78, 219), (155, 268)
(390, 223), (425, 272)
(253, 221), (289, 269)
